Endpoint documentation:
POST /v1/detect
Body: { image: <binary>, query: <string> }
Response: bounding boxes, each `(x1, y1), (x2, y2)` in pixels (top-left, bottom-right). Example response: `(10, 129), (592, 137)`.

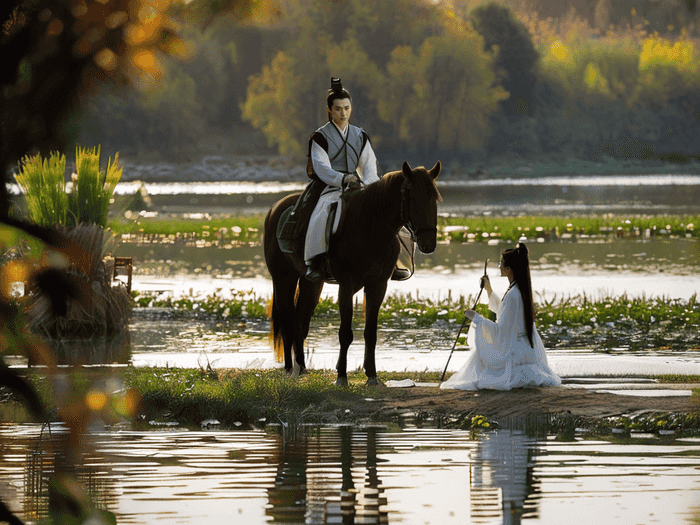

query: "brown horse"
(263, 161), (441, 386)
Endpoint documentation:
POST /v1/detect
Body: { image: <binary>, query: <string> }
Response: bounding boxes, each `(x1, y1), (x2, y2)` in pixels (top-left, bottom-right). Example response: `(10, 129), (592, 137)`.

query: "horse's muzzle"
(415, 227), (437, 254)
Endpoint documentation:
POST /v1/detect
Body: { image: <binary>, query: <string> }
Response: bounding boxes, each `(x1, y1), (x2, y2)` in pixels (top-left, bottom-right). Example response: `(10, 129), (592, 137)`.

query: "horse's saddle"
(276, 179), (325, 254)
(277, 182), (358, 283)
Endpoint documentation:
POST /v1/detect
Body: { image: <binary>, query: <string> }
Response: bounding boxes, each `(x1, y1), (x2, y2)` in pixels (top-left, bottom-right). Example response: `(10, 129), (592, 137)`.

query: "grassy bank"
(114, 368), (700, 435)
(107, 213), (700, 246)
(3, 367), (699, 436)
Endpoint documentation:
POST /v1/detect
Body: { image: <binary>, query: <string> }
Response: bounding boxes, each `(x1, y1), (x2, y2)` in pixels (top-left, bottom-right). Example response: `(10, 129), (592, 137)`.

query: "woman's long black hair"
(502, 242), (536, 347)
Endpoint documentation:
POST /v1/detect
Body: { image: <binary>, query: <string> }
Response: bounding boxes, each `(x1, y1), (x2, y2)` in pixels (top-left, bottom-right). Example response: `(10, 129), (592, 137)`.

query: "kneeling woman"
(441, 243), (561, 391)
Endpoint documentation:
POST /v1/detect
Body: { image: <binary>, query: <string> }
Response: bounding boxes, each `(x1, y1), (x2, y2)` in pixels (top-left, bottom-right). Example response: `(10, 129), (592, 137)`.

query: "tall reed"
(14, 145), (123, 228)
(15, 152), (69, 226)
(69, 145), (123, 227)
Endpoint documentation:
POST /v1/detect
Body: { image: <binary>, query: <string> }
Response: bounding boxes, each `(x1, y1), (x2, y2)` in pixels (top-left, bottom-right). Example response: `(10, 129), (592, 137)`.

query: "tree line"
(80, 0), (700, 168)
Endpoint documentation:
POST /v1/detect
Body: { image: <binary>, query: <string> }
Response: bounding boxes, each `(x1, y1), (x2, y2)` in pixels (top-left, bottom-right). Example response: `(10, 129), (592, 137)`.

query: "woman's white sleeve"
(472, 291), (517, 343)
(488, 291), (501, 313)
(311, 141), (345, 187)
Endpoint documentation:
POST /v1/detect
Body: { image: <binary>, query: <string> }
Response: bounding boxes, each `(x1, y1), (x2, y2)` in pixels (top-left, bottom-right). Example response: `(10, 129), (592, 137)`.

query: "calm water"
(114, 237), (700, 377)
(104, 175), (700, 215)
(121, 238), (700, 302)
(3, 176), (700, 524)
(1, 420), (699, 524)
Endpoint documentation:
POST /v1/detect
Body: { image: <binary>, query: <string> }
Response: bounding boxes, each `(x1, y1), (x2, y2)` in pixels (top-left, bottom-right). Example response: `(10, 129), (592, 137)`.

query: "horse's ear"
(429, 161), (441, 180)
(401, 161), (412, 178)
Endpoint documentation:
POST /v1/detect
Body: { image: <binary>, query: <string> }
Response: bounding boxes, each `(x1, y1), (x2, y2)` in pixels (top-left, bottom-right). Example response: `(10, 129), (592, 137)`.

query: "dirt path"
(363, 384), (700, 420)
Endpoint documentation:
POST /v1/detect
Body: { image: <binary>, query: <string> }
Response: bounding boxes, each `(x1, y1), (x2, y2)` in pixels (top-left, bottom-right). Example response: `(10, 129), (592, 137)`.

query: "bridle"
(400, 177), (437, 241)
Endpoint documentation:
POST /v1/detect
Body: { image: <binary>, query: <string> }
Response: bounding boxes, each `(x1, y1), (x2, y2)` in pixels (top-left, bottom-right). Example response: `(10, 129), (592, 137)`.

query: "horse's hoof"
(335, 377), (349, 388)
(365, 377), (385, 388)
(292, 363), (307, 378)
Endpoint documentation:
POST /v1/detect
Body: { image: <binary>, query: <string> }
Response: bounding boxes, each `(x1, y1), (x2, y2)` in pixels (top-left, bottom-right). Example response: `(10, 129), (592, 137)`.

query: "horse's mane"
(357, 167), (442, 214)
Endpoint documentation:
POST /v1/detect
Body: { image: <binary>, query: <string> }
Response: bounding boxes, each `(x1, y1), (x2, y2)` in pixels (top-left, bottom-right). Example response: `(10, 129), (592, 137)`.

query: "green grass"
(108, 216), (263, 245)
(124, 367), (377, 428)
(438, 215), (699, 243)
(108, 213), (699, 245)
(5, 367), (698, 432)
(122, 368), (700, 432)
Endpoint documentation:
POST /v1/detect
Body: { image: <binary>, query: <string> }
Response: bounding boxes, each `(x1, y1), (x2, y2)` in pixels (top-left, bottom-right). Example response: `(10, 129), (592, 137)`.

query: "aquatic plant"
(470, 414), (491, 430)
(538, 293), (700, 351)
(438, 215), (700, 243)
(109, 215), (262, 246)
(132, 289), (267, 319)
(110, 214), (700, 246)
(15, 145), (123, 228)
(132, 288), (700, 352)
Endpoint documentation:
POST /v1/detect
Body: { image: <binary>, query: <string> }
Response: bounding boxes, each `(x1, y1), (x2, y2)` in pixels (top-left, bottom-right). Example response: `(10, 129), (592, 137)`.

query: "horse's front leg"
(335, 286), (355, 387)
(363, 281), (388, 387)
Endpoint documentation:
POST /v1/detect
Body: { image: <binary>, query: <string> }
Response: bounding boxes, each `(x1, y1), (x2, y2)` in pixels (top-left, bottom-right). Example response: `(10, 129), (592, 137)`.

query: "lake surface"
(3, 175), (700, 524)
(121, 237), (700, 302)
(106, 177), (700, 379)
(98, 174), (700, 215)
(1, 419), (699, 524)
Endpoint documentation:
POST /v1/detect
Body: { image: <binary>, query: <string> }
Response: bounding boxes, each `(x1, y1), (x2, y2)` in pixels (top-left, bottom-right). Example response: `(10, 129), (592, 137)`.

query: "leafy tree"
(470, 3), (540, 117)
(380, 33), (507, 153)
(243, 0), (507, 158)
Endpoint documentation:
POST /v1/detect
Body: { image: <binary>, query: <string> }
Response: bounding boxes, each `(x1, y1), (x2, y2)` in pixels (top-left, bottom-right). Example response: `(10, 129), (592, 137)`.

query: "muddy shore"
(353, 383), (700, 421)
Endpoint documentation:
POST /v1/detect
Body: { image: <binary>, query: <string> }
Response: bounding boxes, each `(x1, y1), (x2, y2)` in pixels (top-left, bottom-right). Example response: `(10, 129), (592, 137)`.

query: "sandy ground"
(364, 383), (700, 420)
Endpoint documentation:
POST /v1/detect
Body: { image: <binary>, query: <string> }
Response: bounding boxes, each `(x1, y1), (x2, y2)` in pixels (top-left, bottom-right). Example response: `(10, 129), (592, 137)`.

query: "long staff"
(440, 258), (489, 382)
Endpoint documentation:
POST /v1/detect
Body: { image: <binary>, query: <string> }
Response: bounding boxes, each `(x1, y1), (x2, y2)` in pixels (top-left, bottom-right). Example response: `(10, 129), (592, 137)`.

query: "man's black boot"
(391, 267), (411, 281)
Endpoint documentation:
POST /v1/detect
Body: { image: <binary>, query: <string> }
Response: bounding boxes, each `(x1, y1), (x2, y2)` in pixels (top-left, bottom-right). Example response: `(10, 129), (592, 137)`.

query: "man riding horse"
(304, 77), (411, 282)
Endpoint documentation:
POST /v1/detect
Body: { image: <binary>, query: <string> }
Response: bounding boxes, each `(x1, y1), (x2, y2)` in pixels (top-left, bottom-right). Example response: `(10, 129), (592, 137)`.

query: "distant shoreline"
(108, 154), (700, 183)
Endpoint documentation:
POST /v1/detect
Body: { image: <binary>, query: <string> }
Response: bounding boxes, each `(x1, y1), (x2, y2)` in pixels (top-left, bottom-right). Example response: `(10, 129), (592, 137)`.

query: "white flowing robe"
(441, 284), (561, 391)
(304, 123), (379, 262)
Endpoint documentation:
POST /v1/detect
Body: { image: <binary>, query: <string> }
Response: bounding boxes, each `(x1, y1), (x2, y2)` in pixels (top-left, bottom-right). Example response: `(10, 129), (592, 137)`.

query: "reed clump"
(11, 145), (130, 364)
(16, 145), (123, 228)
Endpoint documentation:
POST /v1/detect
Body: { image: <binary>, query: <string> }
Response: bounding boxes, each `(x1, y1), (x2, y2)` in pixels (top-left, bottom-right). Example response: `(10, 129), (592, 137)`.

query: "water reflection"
(471, 429), (538, 524)
(1, 419), (699, 524)
(266, 425), (388, 524)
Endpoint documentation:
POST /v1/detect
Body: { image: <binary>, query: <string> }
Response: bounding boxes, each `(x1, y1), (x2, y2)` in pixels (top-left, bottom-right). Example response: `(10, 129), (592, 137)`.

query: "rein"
(400, 177), (437, 240)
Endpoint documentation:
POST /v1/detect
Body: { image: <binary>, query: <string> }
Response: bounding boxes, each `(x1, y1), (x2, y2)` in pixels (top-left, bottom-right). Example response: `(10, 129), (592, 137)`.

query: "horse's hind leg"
(293, 279), (324, 376)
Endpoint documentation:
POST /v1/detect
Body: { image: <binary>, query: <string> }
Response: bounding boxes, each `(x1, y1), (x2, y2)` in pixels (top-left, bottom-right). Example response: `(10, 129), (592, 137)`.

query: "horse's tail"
(268, 287), (300, 362)
(268, 296), (285, 363)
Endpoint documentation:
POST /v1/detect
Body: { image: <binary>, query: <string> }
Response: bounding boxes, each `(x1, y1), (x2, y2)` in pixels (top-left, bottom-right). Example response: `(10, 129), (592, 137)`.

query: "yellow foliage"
(549, 40), (572, 64)
(584, 62), (610, 95)
(639, 37), (696, 71)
